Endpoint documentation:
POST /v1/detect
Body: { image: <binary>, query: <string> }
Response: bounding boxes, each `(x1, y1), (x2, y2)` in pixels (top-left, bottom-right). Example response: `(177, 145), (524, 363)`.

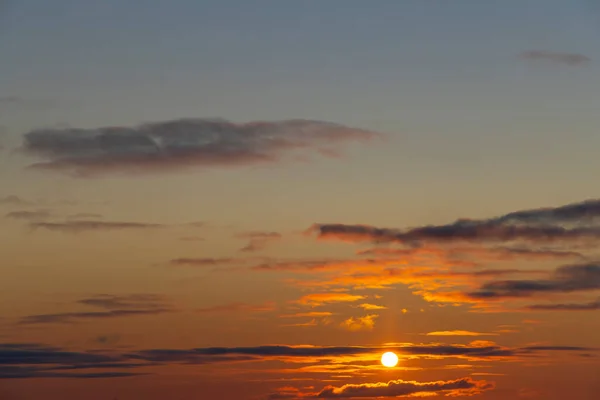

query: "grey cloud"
(236, 231), (282, 252)
(5, 210), (51, 220)
(0, 195), (31, 206)
(519, 50), (591, 66)
(467, 263), (600, 299)
(21, 118), (381, 176)
(310, 199), (600, 245)
(30, 220), (164, 233)
(19, 294), (173, 325)
(169, 257), (237, 266)
(526, 298), (600, 311)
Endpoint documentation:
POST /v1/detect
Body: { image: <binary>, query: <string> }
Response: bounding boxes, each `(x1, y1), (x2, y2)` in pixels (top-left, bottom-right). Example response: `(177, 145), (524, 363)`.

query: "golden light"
(380, 351), (398, 368)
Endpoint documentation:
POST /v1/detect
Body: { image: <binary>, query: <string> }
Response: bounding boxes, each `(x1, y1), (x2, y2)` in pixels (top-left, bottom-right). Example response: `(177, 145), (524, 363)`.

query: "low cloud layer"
(21, 118), (381, 176)
(2, 342), (591, 380)
(313, 377), (494, 398)
(518, 50), (591, 66)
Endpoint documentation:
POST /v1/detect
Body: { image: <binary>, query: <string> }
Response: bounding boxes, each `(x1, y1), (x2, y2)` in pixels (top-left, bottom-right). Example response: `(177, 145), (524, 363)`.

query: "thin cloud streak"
(518, 50), (591, 66)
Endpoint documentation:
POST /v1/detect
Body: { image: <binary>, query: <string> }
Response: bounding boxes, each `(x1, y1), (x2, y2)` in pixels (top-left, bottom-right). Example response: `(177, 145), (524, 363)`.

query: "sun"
(381, 351), (399, 368)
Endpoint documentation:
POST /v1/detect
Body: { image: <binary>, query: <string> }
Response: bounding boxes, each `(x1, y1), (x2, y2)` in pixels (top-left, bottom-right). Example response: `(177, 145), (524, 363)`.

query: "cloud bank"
(21, 118), (381, 176)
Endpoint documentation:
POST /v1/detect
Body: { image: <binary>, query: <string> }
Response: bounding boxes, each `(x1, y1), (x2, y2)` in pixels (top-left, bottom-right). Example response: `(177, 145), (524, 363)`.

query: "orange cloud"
(272, 377), (495, 398)
(426, 330), (499, 337)
(296, 293), (365, 307)
(340, 315), (378, 331)
(356, 303), (386, 310)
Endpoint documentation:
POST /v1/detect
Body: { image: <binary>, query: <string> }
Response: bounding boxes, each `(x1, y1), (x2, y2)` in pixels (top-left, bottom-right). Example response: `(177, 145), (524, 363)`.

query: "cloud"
(66, 212), (103, 220)
(426, 331), (498, 337)
(20, 118), (381, 176)
(313, 377), (494, 398)
(19, 294), (173, 324)
(169, 257), (237, 266)
(526, 298), (600, 311)
(196, 301), (276, 313)
(0, 343), (145, 379)
(280, 312), (334, 318)
(356, 303), (386, 310)
(340, 314), (378, 331)
(236, 231), (282, 252)
(0, 96), (22, 104)
(2, 342), (594, 380)
(29, 220), (165, 233)
(0, 195), (32, 206)
(467, 263), (600, 299)
(179, 235), (205, 241)
(5, 210), (51, 220)
(518, 50), (591, 66)
(296, 293), (365, 306)
(356, 246), (583, 261)
(308, 199), (600, 245)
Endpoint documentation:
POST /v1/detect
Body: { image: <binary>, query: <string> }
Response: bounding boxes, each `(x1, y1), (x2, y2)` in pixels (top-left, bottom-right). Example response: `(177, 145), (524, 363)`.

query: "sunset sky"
(2, 1), (600, 399)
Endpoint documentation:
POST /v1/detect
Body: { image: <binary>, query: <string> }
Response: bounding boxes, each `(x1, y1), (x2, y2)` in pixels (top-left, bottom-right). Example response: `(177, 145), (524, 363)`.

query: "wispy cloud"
(169, 257), (237, 267)
(356, 303), (386, 310)
(236, 231), (282, 252)
(340, 314), (378, 331)
(30, 220), (165, 233)
(296, 293), (365, 307)
(526, 297), (600, 311)
(19, 294), (173, 325)
(196, 301), (276, 313)
(21, 118), (382, 177)
(0, 195), (32, 206)
(518, 50), (591, 66)
(5, 209), (52, 220)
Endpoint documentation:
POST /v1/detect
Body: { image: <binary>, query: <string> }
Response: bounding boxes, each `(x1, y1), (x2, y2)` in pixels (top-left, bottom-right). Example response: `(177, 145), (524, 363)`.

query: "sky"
(1, 1), (600, 399)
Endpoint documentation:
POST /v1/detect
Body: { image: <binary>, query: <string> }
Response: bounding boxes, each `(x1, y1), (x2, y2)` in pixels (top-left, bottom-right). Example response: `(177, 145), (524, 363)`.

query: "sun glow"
(381, 351), (399, 368)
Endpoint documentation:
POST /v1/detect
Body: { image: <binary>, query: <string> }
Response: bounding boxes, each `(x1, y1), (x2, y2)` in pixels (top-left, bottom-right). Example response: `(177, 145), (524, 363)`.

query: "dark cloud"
(526, 298), (600, 311)
(236, 231), (283, 252)
(19, 294), (173, 325)
(5, 210), (51, 220)
(313, 377), (494, 398)
(0, 343), (146, 379)
(129, 343), (593, 364)
(21, 118), (381, 176)
(2, 342), (594, 380)
(30, 220), (164, 233)
(309, 199), (600, 245)
(467, 263), (600, 299)
(518, 50), (591, 66)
